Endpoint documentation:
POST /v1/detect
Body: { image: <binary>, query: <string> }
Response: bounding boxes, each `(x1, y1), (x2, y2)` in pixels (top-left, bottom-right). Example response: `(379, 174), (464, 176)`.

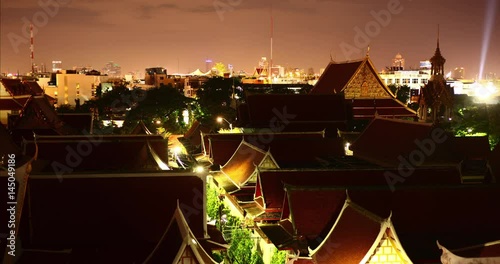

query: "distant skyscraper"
(392, 53), (405, 70)
(452, 67), (465, 79)
(102, 61), (122, 77)
(52, 60), (62, 72)
(420, 61), (432, 69)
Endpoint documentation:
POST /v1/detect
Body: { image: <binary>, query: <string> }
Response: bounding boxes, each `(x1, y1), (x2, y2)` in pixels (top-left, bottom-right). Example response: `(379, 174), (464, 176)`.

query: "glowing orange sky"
(1, 0), (499, 78)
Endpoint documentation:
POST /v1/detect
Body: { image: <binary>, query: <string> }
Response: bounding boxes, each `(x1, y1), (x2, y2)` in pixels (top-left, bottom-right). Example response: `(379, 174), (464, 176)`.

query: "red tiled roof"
(204, 132), (342, 167)
(1, 78), (44, 96)
(11, 95), (78, 135)
(0, 173), (205, 263)
(351, 117), (457, 167)
(237, 94), (348, 136)
(22, 134), (169, 173)
(287, 189), (346, 241)
(347, 185), (500, 261)
(310, 60), (364, 95)
(442, 240), (500, 259)
(311, 199), (383, 264)
(144, 206), (220, 264)
(0, 95), (30, 110)
(213, 141), (268, 192)
(258, 167), (461, 212)
(350, 98), (417, 118)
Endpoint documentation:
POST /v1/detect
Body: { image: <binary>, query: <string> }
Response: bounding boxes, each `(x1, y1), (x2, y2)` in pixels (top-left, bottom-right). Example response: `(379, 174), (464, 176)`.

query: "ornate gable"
(367, 229), (411, 264)
(344, 60), (393, 99)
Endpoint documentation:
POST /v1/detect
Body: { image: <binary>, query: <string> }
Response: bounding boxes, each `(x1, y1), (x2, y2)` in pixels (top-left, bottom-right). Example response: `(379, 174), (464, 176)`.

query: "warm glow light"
(194, 166), (205, 174)
(173, 146), (182, 155)
(216, 116), (233, 130)
(155, 120), (161, 125)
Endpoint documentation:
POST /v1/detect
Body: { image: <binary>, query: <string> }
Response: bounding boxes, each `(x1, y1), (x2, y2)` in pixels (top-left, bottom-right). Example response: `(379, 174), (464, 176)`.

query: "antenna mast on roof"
(269, 1), (274, 83)
(30, 24), (35, 75)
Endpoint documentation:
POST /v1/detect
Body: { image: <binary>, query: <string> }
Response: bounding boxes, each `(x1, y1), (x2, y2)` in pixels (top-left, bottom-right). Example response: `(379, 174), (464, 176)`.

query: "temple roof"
(1, 78), (44, 96)
(143, 205), (221, 264)
(310, 57), (394, 98)
(10, 95), (77, 135)
(441, 240), (500, 259)
(0, 95), (30, 110)
(213, 140), (273, 192)
(311, 59), (364, 95)
(22, 134), (169, 173)
(310, 57), (416, 118)
(130, 120), (153, 135)
(203, 132), (343, 168)
(351, 117), (455, 167)
(178, 120), (212, 154)
(309, 198), (411, 264)
(258, 166), (461, 212)
(236, 94), (348, 136)
(0, 173), (206, 263)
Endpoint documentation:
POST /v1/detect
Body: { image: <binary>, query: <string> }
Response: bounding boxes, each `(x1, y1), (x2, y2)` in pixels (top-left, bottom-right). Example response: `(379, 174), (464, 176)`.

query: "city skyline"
(1, 0), (499, 78)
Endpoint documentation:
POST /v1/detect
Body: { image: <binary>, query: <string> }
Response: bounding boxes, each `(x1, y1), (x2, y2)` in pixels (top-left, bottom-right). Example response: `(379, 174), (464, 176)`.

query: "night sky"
(1, 0), (499, 78)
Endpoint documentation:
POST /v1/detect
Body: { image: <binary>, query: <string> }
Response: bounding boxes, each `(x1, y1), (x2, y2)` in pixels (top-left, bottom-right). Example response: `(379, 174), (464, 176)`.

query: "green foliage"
(270, 248), (287, 264)
(55, 104), (76, 113)
(227, 228), (263, 264)
(123, 85), (194, 134)
(195, 76), (237, 126)
(206, 183), (224, 223)
(388, 84), (410, 104)
(446, 100), (500, 150)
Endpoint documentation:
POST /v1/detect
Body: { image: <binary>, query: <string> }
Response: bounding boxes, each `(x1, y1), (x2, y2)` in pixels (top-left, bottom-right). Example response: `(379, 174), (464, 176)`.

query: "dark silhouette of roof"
(311, 60), (364, 95)
(0, 173), (206, 263)
(22, 134), (169, 173)
(1, 78), (44, 96)
(309, 57), (416, 119)
(143, 205), (221, 264)
(203, 131), (343, 167)
(237, 94), (348, 137)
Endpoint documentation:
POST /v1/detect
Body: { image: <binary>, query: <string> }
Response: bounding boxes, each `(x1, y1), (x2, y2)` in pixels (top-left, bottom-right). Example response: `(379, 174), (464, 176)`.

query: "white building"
(379, 69), (431, 91)
(37, 71), (110, 107)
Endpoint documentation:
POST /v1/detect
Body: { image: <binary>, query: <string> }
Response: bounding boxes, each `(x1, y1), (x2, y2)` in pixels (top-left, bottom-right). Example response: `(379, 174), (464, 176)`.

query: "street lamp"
(216, 116), (233, 130)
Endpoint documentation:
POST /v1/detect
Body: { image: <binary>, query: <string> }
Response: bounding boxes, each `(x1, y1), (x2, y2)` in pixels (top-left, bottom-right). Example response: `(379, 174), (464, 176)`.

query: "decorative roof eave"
(343, 57), (398, 99)
(364, 57), (398, 98)
(146, 141), (170, 170)
(437, 241), (500, 264)
(308, 197), (384, 257)
(360, 216), (412, 264)
(144, 203), (222, 264)
(218, 140), (274, 192)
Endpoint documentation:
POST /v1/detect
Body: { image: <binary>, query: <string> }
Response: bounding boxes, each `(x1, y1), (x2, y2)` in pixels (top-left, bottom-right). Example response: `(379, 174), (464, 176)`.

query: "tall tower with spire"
(430, 26), (446, 76)
(418, 26), (454, 122)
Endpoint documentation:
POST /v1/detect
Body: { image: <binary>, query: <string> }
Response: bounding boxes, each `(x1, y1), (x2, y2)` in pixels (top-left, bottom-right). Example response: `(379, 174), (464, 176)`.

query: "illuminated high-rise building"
(452, 67), (465, 79)
(392, 53), (405, 70)
(52, 60), (62, 72)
